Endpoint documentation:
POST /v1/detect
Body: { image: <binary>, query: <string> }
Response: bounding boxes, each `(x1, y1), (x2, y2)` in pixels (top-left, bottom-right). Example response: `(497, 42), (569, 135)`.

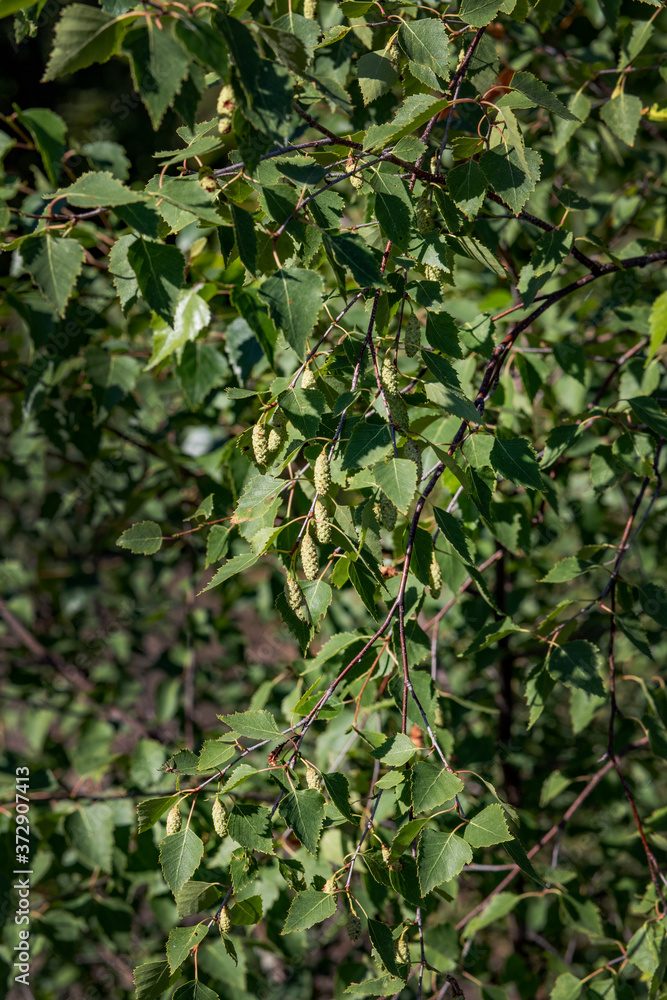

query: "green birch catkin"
(220, 905), (232, 934)
(347, 152), (363, 191)
(347, 910), (362, 942)
(301, 365), (317, 389)
(415, 191), (433, 233)
(212, 797), (228, 837)
(381, 355), (399, 395)
(217, 84), (234, 135)
(252, 422), (267, 466)
(389, 393), (409, 432)
(379, 493), (397, 531)
(429, 553), (442, 599)
(285, 574), (306, 621)
(314, 450), (331, 495)
(306, 764), (322, 790)
(404, 314), (421, 357)
(404, 437), (422, 482)
(166, 804), (181, 835)
(304, 0), (317, 18)
(301, 528), (319, 581)
(314, 499), (331, 543)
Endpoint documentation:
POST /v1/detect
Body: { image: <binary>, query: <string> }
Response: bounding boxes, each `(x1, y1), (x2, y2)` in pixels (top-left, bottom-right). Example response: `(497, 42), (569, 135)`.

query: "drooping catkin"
(304, 0), (317, 19)
(314, 499), (331, 543)
(381, 844), (391, 863)
(415, 191), (433, 234)
(347, 911), (362, 942)
(285, 575), (306, 621)
(404, 314), (421, 357)
(396, 931), (410, 965)
(306, 764), (322, 790)
(267, 428), (282, 454)
(166, 804), (181, 835)
(252, 422), (267, 466)
(381, 355), (399, 396)
(301, 529), (319, 581)
(347, 152), (363, 191)
(217, 84), (234, 136)
(429, 554), (442, 599)
(220, 905), (232, 934)
(389, 393), (409, 432)
(301, 365), (317, 389)
(212, 797), (228, 837)
(379, 493), (397, 531)
(314, 450), (331, 496)
(404, 438), (422, 482)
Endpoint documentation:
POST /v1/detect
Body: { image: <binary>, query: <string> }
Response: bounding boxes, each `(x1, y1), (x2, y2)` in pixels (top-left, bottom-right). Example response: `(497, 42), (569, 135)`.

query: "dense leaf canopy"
(1, 0), (667, 998)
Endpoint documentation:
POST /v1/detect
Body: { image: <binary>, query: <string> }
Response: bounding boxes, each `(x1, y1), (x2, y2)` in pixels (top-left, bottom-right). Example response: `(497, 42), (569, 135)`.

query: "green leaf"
(418, 828), (472, 894)
(398, 18), (450, 89)
(134, 962), (180, 1000)
(461, 892), (519, 938)
(199, 552), (259, 594)
(422, 350), (482, 423)
(458, 0), (506, 27)
(539, 557), (593, 584)
(511, 71), (580, 121)
(530, 229), (573, 277)
(546, 641), (604, 697)
(230, 202), (257, 276)
(43, 5), (132, 81)
(281, 889), (337, 934)
(109, 234), (139, 312)
(411, 761), (464, 813)
(629, 395), (667, 438)
(433, 508), (473, 562)
(371, 170), (414, 249)
(15, 107), (66, 186)
(230, 895), (263, 925)
(197, 741), (235, 772)
(23, 235), (84, 317)
(146, 288), (211, 369)
(343, 419), (394, 469)
(479, 146), (541, 214)
(447, 159), (487, 219)
(301, 579), (333, 630)
(166, 924), (209, 973)
(177, 343), (228, 410)
(159, 829), (204, 893)
(64, 804), (114, 872)
(600, 92), (643, 146)
(549, 973), (582, 1000)
(425, 312), (462, 358)
(259, 268), (323, 360)
(370, 733), (418, 766)
(364, 94), (449, 152)
(648, 290), (667, 360)
(117, 521), (163, 556)
(344, 976), (407, 997)
(357, 51), (398, 105)
(122, 22), (190, 129)
(279, 789), (325, 854)
(464, 804), (513, 847)
(127, 240), (184, 325)
(172, 983), (220, 1000)
(322, 771), (355, 821)
(490, 436), (541, 490)
(137, 794), (181, 833)
(373, 458), (417, 514)
(175, 881), (221, 919)
(324, 232), (384, 287)
(228, 803), (273, 853)
(148, 176), (223, 227)
(221, 709), (282, 741)
(502, 838), (544, 886)
(278, 387), (327, 438)
(367, 919), (400, 976)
